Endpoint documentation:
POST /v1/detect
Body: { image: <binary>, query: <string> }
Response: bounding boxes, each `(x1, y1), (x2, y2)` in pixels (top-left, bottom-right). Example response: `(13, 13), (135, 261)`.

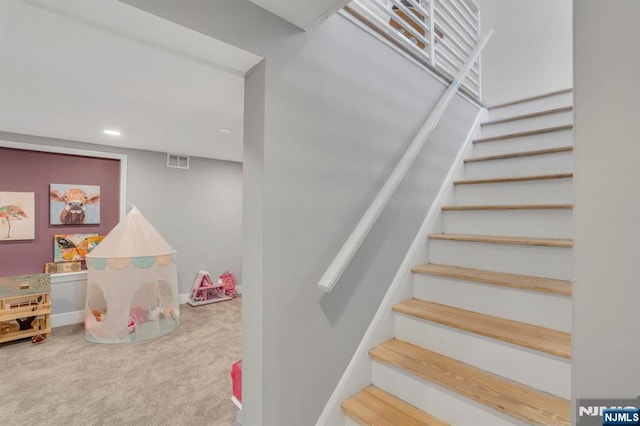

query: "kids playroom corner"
(0, 144), (245, 425)
(0, 0), (251, 424)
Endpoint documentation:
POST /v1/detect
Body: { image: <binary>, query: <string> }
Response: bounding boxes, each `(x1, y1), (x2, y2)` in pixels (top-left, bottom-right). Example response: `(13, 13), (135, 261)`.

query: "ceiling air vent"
(167, 153), (190, 170)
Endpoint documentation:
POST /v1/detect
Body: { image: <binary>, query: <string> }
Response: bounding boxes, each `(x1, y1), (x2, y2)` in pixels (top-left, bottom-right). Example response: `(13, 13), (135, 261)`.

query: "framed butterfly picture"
(54, 234), (98, 262)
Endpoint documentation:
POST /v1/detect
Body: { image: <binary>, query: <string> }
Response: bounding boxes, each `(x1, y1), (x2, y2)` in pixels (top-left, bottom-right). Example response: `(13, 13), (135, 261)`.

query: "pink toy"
(128, 307), (148, 333)
(220, 271), (237, 297)
(187, 271), (231, 306)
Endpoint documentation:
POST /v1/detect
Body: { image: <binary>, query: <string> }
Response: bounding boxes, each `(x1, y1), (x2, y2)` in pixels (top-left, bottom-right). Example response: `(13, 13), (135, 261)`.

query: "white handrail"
(317, 29), (493, 293)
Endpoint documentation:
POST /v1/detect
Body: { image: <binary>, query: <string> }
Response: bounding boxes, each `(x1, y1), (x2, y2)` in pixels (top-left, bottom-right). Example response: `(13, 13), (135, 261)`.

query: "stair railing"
(317, 28), (492, 293)
(345, 0), (482, 100)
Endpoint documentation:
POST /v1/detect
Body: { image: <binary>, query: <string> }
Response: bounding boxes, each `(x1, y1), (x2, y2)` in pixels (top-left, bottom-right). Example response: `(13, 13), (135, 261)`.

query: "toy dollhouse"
(187, 271), (231, 306)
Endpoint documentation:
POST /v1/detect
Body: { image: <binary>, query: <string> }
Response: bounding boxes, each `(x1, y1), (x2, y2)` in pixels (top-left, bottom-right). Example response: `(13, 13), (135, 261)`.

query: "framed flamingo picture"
(0, 191), (35, 241)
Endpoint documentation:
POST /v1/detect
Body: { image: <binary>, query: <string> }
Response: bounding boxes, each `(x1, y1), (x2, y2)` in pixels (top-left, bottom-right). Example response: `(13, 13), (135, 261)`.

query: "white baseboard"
(51, 310), (85, 328)
(179, 293), (190, 304)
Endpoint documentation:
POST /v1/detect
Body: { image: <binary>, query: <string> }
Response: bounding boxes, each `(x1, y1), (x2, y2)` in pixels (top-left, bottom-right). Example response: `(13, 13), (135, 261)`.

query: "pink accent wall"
(0, 147), (120, 275)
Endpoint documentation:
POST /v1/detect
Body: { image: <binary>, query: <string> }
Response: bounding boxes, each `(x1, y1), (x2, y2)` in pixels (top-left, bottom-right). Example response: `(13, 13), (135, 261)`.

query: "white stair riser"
(372, 361), (529, 426)
(481, 111), (573, 139)
(344, 416), (360, 426)
(442, 209), (574, 239)
(394, 315), (571, 398)
(428, 239), (573, 280)
(474, 128), (573, 157)
(454, 178), (573, 205)
(464, 151), (573, 180)
(488, 92), (573, 121)
(412, 274), (572, 331)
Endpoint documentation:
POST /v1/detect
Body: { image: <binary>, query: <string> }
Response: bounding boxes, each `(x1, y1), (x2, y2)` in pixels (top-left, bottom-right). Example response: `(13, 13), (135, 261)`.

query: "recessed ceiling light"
(218, 128), (233, 134)
(104, 129), (121, 136)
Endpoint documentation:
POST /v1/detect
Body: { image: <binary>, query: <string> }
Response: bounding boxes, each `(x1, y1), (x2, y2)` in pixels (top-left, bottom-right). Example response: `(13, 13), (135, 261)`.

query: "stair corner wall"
(316, 107), (485, 426)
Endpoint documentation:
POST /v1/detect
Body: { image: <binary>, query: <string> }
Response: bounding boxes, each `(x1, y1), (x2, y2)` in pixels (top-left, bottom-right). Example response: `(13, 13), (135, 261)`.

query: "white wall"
(0, 131), (243, 296)
(119, 1), (480, 424)
(242, 60), (266, 424)
(573, 0), (640, 413)
(477, 0), (572, 105)
(249, 0), (351, 28)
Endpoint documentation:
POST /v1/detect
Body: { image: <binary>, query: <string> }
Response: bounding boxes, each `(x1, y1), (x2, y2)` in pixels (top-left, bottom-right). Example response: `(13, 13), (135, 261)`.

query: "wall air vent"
(166, 153), (190, 170)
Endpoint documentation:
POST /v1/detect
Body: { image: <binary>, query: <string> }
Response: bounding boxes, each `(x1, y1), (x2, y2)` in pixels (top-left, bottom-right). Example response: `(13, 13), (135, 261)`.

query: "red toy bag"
(231, 359), (242, 402)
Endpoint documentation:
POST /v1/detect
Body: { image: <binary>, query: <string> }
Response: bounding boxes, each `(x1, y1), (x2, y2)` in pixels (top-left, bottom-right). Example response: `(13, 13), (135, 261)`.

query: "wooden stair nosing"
(453, 173), (573, 185)
(411, 263), (572, 296)
(481, 106), (573, 127)
(442, 204), (573, 211)
(370, 339), (571, 425)
(464, 146), (573, 163)
(342, 385), (449, 426)
(473, 124), (573, 144)
(428, 233), (573, 248)
(392, 299), (571, 359)
(489, 88), (573, 109)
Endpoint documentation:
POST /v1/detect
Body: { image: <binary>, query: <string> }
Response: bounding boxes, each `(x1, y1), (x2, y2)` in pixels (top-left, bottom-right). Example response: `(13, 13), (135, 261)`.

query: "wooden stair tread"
(411, 263), (572, 296)
(393, 299), (571, 358)
(473, 125), (573, 144)
(454, 173), (573, 185)
(370, 339), (570, 425)
(342, 385), (449, 426)
(481, 106), (573, 126)
(442, 204), (572, 211)
(464, 146), (573, 163)
(428, 233), (573, 248)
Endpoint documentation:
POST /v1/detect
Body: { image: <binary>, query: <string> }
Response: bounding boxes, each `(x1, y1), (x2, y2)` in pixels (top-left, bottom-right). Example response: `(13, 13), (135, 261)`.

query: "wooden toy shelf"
(0, 274), (51, 344)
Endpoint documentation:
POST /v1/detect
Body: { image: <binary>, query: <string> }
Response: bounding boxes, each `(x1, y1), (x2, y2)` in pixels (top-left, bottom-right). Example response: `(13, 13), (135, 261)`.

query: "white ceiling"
(250, 0), (350, 29)
(0, 0), (262, 162)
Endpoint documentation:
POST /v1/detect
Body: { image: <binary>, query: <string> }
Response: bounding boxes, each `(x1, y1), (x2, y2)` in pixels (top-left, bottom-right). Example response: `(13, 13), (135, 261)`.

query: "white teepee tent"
(84, 207), (179, 343)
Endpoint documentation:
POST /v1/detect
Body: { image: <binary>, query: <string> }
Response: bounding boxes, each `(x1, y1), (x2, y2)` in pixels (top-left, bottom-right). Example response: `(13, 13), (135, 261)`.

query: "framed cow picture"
(50, 183), (100, 225)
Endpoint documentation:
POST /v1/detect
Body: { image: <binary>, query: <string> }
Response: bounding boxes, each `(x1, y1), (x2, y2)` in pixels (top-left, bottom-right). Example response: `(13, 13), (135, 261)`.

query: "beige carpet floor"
(0, 297), (242, 426)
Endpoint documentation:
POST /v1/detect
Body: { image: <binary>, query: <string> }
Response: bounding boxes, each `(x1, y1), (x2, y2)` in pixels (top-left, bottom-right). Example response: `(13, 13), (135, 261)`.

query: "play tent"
(84, 207), (180, 343)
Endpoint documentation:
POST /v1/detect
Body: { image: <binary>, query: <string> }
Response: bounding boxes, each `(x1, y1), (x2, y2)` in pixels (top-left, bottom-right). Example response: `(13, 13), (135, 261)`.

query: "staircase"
(341, 89), (574, 425)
